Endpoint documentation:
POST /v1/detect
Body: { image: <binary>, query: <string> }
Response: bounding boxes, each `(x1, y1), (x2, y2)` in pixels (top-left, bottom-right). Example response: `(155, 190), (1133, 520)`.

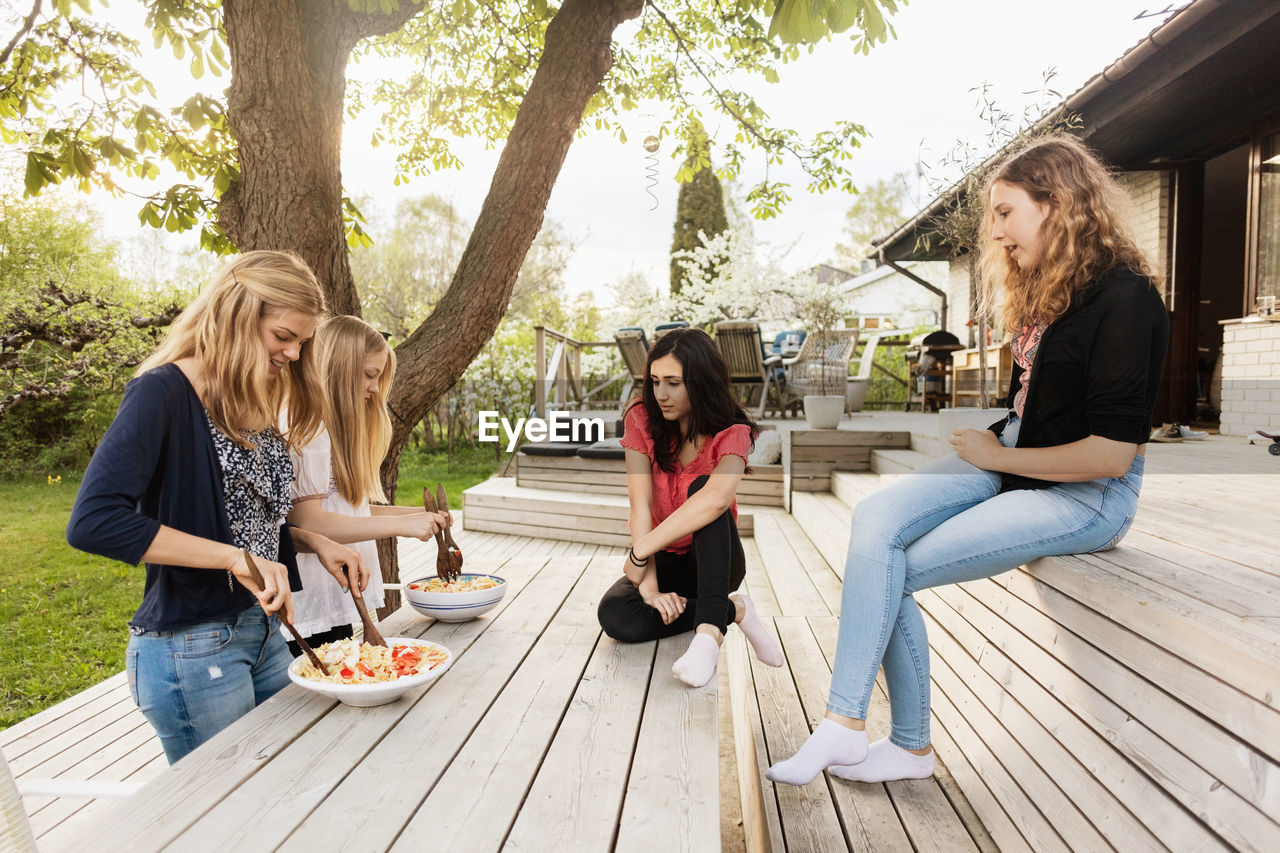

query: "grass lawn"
(0, 444), (501, 731)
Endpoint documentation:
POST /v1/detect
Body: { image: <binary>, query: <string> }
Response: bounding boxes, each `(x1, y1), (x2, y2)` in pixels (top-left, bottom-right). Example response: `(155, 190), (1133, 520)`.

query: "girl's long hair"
(315, 315), (395, 505)
(976, 134), (1156, 332)
(137, 250), (327, 449)
(632, 327), (757, 473)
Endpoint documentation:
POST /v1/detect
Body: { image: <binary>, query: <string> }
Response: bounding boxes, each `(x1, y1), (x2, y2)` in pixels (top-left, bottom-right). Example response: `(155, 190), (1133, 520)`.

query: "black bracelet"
(628, 547), (646, 567)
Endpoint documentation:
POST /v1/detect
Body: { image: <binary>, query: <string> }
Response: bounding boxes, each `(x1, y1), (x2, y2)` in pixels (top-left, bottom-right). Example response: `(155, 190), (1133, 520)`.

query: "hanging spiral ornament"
(642, 134), (661, 211)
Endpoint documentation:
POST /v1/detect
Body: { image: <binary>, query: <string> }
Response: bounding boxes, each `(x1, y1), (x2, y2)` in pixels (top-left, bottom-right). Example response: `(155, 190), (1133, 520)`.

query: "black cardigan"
(990, 264), (1169, 492)
(67, 363), (299, 631)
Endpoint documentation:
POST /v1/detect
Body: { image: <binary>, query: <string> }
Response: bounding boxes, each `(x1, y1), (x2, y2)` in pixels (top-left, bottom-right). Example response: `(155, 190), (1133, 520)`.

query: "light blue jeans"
(828, 415), (1144, 749)
(126, 606), (293, 763)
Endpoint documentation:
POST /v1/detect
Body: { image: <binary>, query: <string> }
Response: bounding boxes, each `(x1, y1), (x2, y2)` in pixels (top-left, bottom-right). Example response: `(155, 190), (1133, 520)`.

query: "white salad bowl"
(287, 636), (452, 707)
(403, 573), (508, 622)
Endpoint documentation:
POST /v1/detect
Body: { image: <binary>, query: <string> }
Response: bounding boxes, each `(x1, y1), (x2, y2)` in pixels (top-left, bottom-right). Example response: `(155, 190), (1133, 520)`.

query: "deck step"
(516, 454), (785, 507)
(463, 477), (754, 547)
(792, 472), (1280, 853)
(869, 447), (933, 475)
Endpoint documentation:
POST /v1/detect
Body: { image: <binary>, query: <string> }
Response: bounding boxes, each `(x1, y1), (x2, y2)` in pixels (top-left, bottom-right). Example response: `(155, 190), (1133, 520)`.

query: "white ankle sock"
(672, 633), (720, 687)
(766, 719), (868, 786)
(732, 594), (783, 667)
(830, 737), (935, 783)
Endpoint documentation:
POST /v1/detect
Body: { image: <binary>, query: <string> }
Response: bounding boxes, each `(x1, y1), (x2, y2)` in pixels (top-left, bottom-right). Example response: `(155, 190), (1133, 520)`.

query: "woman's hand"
(311, 534), (371, 593)
(227, 549), (294, 622)
(640, 582), (686, 626)
(950, 428), (1004, 470)
(400, 510), (449, 542)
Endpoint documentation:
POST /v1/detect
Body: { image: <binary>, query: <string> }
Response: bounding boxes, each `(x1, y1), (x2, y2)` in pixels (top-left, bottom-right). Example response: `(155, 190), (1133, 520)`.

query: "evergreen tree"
(669, 124), (729, 296)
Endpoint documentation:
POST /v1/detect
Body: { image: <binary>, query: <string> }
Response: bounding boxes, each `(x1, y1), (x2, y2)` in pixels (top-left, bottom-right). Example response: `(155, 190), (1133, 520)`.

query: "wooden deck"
(4, 508), (993, 851)
(7, 414), (1276, 851)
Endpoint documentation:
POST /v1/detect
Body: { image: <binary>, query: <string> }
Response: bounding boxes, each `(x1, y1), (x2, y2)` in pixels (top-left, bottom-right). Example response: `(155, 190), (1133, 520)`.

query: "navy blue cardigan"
(67, 363), (299, 631)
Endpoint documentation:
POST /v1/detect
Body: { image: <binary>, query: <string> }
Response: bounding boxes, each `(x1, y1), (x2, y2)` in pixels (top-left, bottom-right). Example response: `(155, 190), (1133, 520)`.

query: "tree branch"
(0, 0), (42, 68)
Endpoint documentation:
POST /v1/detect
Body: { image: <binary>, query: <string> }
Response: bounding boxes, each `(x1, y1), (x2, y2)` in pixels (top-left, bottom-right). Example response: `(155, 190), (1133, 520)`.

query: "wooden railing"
(532, 326), (624, 419)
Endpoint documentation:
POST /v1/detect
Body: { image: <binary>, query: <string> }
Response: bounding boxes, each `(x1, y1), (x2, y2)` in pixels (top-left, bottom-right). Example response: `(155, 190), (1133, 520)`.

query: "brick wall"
(1218, 320), (1280, 435)
(1120, 171), (1171, 287)
(947, 260), (971, 343)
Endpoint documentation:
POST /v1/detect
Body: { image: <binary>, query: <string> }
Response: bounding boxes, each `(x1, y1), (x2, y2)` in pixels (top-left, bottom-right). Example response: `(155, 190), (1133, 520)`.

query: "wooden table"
(60, 547), (720, 853)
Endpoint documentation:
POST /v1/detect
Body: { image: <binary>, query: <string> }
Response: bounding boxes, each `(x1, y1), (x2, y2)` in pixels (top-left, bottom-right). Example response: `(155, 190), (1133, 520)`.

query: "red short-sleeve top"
(619, 404), (752, 554)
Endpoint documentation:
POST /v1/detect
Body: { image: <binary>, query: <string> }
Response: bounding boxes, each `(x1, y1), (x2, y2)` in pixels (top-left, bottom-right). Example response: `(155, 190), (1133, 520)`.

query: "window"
(1252, 131), (1280, 307)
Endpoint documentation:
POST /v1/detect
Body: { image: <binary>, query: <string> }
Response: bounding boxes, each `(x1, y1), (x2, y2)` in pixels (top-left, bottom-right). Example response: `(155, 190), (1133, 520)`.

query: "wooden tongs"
(424, 483), (463, 581)
(241, 549), (328, 675)
(344, 565), (387, 648)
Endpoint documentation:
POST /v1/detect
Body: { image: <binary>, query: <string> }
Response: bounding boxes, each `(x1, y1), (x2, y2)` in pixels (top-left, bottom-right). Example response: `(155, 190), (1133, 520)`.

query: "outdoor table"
(60, 550), (719, 853)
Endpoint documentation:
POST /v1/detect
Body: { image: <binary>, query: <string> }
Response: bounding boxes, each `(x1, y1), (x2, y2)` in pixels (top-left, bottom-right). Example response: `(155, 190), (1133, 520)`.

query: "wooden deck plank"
(71, 556), (549, 853)
(726, 631), (784, 853)
(751, 512), (830, 617)
(750, 619), (848, 851)
(740, 535), (782, 620)
(508, 635), (657, 852)
(25, 722), (159, 837)
(614, 636), (720, 853)
(260, 556), (587, 853)
(920, 591), (1192, 851)
(1026, 553), (1280, 713)
(927, 708), (1023, 853)
(969, 573), (1280, 822)
(927, 660), (1069, 853)
(920, 606), (1136, 852)
(774, 617), (913, 853)
(36, 752), (169, 853)
(806, 616), (983, 853)
(386, 559), (607, 852)
(772, 511), (843, 614)
(934, 582), (1272, 852)
(0, 671), (130, 749)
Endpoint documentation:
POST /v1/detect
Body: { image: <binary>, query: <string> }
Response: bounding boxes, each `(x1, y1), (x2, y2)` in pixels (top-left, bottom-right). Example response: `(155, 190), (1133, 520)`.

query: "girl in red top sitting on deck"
(597, 328), (784, 688)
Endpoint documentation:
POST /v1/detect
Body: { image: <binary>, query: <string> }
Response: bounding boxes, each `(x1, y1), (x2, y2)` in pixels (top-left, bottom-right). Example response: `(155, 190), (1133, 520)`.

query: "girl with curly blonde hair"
(768, 135), (1169, 787)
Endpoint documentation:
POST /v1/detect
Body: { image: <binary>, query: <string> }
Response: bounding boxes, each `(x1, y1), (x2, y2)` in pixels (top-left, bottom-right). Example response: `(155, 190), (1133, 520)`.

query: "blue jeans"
(828, 415), (1144, 749)
(126, 606), (293, 764)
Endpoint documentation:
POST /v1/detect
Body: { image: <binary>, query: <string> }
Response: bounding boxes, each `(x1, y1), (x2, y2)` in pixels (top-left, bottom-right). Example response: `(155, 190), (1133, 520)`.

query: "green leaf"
(24, 154), (49, 195)
(71, 144), (94, 178)
(190, 50), (205, 80)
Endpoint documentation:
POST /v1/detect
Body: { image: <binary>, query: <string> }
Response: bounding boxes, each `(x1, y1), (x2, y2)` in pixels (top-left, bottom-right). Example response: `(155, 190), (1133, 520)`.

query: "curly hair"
(629, 327), (756, 474)
(977, 134), (1157, 332)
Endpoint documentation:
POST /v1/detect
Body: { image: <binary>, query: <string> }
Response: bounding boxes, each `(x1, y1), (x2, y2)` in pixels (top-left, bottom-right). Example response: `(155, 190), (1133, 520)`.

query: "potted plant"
(794, 279), (848, 429)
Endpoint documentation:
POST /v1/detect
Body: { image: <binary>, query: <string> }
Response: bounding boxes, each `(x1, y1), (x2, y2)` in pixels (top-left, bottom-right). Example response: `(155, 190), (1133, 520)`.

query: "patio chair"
(846, 333), (881, 413)
(782, 328), (858, 408)
(653, 320), (689, 339)
(713, 320), (784, 419)
(614, 327), (649, 413)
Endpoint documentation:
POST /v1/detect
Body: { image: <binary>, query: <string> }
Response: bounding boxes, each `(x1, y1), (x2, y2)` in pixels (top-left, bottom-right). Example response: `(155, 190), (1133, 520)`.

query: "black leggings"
(287, 622), (353, 658)
(597, 475), (747, 641)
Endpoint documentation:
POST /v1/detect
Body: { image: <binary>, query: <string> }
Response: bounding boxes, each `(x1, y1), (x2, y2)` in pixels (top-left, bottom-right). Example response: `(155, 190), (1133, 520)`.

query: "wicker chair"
(781, 328), (858, 408)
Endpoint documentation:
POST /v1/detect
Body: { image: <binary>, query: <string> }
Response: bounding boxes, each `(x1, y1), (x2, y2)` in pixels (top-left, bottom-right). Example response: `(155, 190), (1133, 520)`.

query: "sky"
(82, 0), (1172, 300)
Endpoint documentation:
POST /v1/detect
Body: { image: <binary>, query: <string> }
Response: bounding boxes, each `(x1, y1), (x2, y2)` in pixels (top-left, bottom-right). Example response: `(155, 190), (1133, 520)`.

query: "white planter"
(938, 407), (1004, 444)
(845, 378), (868, 413)
(804, 395), (845, 429)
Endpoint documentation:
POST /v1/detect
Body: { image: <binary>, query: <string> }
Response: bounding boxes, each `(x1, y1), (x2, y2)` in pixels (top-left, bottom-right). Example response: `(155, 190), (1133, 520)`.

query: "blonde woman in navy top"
(67, 251), (365, 763)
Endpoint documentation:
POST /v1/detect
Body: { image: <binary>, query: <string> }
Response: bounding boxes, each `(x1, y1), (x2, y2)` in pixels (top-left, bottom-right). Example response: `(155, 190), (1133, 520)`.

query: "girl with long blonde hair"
(285, 315), (448, 652)
(68, 250), (363, 764)
(767, 135), (1169, 786)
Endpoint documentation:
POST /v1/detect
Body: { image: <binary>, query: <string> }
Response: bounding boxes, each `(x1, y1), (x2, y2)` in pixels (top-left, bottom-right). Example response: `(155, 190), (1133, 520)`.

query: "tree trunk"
(221, 0), (644, 614)
(376, 0), (643, 598)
